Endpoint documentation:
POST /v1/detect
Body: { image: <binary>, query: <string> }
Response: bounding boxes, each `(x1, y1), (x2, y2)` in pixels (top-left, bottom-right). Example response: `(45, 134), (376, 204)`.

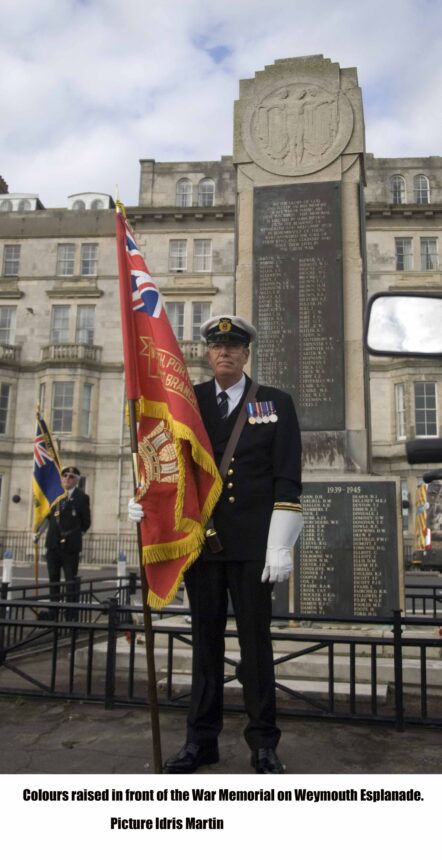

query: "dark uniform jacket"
(45, 488), (91, 554)
(195, 375), (302, 561)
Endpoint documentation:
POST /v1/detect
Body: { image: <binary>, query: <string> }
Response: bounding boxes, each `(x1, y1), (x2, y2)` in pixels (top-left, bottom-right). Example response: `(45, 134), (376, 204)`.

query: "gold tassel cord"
(142, 524), (205, 564)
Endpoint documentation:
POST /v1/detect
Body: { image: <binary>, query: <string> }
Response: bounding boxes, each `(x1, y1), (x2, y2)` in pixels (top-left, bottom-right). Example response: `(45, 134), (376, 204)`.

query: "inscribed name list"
(253, 183), (344, 430)
(295, 482), (400, 618)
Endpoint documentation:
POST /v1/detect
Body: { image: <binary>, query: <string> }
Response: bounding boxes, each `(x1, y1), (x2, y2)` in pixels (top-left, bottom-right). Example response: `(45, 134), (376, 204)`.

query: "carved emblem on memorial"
(243, 81), (354, 176)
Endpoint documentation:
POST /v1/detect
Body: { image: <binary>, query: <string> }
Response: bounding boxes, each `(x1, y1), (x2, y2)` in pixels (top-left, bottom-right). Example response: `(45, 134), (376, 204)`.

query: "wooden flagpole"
(128, 399), (163, 775)
(34, 535), (39, 597)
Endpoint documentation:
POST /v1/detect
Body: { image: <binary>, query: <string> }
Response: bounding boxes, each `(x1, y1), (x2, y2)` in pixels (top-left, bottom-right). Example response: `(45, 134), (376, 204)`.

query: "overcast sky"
(1, 0), (441, 207)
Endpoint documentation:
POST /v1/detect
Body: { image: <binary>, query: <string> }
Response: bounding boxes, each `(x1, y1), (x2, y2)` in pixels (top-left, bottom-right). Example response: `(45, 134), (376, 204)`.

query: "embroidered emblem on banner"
(138, 421), (179, 496)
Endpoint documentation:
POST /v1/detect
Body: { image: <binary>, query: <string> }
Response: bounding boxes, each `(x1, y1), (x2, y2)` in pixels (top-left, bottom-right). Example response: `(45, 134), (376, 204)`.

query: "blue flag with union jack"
(32, 412), (65, 532)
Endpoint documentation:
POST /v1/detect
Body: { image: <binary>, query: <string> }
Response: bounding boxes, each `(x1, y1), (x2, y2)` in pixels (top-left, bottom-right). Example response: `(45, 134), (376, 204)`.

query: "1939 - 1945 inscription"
(295, 482), (400, 618)
(252, 182), (344, 431)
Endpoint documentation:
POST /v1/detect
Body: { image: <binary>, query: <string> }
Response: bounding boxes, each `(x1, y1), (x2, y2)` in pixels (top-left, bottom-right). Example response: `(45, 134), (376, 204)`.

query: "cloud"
(1, 0), (441, 205)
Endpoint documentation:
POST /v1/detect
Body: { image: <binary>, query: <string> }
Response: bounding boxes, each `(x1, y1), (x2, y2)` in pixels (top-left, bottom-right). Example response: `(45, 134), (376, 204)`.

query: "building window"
(166, 302), (184, 339)
(414, 382), (437, 437)
(0, 306), (16, 344)
(72, 200), (86, 211)
(176, 178), (192, 207)
(169, 240), (187, 272)
(91, 199), (104, 210)
(50, 306), (70, 343)
(76, 305), (95, 345)
(17, 199), (31, 212)
(3, 245), (21, 276)
(38, 382), (46, 413)
(81, 383), (93, 436)
(0, 200), (12, 212)
(395, 383), (406, 440)
(193, 239), (212, 272)
(192, 302), (211, 340)
(52, 382), (74, 433)
(198, 178), (215, 207)
(0, 383), (10, 434)
(420, 238), (438, 271)
(80, 243), (98, 276)
(414, 174), (430, 204)
(395, 238), (412, 271)
(57, 243), (75, 276)
(390, 175), (406, 204)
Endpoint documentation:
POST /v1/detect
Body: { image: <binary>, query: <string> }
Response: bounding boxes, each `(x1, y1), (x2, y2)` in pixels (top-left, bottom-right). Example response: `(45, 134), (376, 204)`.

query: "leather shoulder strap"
(218, 380), (259, 480)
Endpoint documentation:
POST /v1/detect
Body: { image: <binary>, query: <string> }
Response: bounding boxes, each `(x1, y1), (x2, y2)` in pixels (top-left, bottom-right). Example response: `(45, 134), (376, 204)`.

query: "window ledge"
(0, 278), (24, 298)
(161, 285), (218, 296)
(47, 279), (103, 298)
(394, 272), (442, 287)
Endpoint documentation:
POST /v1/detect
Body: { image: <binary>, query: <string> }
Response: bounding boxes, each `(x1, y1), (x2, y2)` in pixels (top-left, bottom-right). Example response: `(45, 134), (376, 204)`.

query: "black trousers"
(184, 559), (280, 751)
(46, 547), (80, 619)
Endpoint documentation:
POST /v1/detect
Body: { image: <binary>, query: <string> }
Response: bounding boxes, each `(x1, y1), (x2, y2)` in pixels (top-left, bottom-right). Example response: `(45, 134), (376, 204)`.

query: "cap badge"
(218, 318), (232, 332)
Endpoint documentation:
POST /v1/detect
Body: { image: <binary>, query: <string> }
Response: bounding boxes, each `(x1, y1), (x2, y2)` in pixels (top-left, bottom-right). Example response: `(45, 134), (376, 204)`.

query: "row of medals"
(247, 401), (278, 424)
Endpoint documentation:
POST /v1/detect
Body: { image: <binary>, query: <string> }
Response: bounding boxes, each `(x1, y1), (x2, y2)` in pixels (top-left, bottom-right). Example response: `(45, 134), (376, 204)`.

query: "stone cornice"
(366, 202), (442, 220)
(3, 359), (124, 373)
(128, 205), (235, 227)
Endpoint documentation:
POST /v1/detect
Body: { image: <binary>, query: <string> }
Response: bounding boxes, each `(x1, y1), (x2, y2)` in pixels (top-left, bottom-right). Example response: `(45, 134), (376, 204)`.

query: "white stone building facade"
(0, 162), (236, 558)
(0, 152), (441, 562)
(365, 155), (442, 557)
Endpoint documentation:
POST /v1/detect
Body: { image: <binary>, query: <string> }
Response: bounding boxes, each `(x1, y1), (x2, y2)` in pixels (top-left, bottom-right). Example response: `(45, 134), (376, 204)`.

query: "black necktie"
(218, 390), (229, 420)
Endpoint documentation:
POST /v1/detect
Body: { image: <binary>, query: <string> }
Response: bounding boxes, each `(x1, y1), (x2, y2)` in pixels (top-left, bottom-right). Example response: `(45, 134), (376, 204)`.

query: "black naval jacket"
(45, 488), (91, 554)
(195, 375), (302, 561)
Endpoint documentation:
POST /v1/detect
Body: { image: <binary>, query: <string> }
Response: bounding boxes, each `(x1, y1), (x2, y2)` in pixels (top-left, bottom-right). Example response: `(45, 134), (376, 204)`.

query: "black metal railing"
(0, 531), (139, 564)
(406, 584), (442, 616)
(0, 573), (137, 649)
(0, 590), (441, 730)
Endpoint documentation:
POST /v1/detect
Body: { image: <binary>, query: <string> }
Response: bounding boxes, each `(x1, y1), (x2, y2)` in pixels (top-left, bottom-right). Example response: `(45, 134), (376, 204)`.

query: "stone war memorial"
(233, 56), (402, 617)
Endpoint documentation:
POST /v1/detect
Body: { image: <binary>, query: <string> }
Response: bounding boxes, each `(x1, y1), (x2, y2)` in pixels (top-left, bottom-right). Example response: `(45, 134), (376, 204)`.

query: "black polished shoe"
(251, 748), (284, 774)
(163, 742), (219, 774)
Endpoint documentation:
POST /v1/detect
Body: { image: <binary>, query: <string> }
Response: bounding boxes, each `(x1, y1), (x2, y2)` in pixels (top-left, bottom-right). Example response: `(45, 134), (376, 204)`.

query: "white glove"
(128, 497), (144, 523)
(261, 510), (304, 584)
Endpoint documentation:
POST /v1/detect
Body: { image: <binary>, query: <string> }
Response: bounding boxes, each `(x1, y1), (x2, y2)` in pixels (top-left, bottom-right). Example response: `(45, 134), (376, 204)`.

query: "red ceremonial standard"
(115, 207), (222, 607)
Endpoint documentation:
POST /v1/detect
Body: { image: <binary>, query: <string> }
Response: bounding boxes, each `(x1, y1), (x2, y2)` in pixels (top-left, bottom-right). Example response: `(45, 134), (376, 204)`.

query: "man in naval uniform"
(129, 316), (303, 773)
(45, 466), (91, 620)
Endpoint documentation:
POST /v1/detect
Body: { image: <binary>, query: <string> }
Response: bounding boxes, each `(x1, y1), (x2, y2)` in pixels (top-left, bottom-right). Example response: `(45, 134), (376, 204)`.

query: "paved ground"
(0, 695), (441, 775)
(1, 568), (441, 775)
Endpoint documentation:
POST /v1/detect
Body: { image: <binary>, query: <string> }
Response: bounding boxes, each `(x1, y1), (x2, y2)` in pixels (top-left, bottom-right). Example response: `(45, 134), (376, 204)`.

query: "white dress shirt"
(215, 374), (246, 417)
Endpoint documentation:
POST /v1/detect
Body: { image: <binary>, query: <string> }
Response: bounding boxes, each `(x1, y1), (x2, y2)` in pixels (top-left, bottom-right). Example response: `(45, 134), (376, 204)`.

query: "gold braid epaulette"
(273, 502), (302, 513)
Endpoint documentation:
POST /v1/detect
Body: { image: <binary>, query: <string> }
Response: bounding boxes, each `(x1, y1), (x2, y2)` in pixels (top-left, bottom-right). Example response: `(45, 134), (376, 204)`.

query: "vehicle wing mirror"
(406, 439), (442, 465)
(365, 292), (442, 357)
